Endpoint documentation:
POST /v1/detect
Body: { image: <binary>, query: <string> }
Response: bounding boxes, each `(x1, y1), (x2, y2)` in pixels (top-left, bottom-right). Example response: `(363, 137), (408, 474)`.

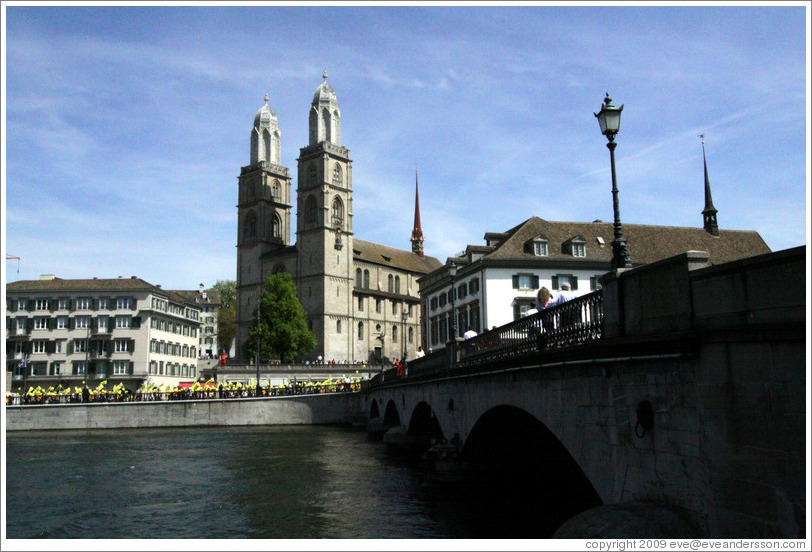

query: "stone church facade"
(235, 74), (441, 363)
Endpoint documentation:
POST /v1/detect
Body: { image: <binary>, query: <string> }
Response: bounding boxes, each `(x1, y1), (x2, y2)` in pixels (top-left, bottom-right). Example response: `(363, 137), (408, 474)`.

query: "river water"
(5, 425), (564, 541)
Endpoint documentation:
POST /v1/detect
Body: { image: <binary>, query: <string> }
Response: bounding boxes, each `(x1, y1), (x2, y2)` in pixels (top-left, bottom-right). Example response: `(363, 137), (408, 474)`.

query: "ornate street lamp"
(401, 307), (408, 363)
(448, 261), (457, 342)
(595, 93), (632, 270)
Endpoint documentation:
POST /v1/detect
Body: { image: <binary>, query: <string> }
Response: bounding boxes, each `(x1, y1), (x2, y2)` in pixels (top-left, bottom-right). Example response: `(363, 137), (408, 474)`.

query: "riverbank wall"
(5, 392), (366, 431)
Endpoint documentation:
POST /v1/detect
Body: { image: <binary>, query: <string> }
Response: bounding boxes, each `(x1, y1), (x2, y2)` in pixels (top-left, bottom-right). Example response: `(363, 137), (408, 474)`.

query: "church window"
(358, 296), (363, 311)
(332, 164), (342, 185)
(331, 197), (344, 227)
(272, 180), (281, 199)
(376, 299), (381, 314)
(355, 268), (362, 288)
(271, 215), (281, 239)
(392, 325), (398, 342)
(395, 276), (401, 294)
(305, 196), (318, 227)
(408, 327), (414, 344)
(337, 320), (342, 334)
(308, 164), (317, 185)
(388, 274), (393, 293)
(363, 270), (370, 289)
(357, 322), (364, 340)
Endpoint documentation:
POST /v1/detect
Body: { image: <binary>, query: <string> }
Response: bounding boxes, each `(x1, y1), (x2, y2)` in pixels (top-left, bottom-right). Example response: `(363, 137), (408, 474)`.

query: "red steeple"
(410, 170), (424, 256)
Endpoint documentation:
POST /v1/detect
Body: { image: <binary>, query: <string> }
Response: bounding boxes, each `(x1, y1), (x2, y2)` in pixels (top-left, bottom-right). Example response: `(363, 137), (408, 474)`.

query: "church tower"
(411, 170), (425, 257)
(700, 135), (719, 237)
(296, 72), (355, 359)
(236, 94), (293, 354)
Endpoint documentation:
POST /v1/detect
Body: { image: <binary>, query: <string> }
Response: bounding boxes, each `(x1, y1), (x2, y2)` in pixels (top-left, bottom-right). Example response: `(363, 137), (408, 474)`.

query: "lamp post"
(595, 93), (632, 270)
(448, 261), (457, 342)
(401, 307), (408, 363)
(255, 272), (263, 397)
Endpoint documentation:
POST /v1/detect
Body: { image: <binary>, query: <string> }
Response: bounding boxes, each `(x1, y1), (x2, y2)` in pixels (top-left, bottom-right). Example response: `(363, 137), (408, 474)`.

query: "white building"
(172, 284), (235, 359)
(418, 216), (771, 351)
(5, 275), (203, 392)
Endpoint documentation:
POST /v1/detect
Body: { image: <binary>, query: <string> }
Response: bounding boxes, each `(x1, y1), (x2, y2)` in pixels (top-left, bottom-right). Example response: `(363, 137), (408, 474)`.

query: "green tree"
(211, 280), (236, 309)
(211, 280), (236, 355)
(243, 273), (316, 362)
(216, 305), (236, 357)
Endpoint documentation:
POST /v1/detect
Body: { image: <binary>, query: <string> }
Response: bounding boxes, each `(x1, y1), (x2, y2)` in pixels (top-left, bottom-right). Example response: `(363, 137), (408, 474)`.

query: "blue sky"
(3, 4), (809, 290)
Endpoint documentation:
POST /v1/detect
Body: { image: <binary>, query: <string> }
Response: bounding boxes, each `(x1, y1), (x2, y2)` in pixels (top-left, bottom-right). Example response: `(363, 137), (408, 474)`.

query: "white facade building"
(419, 216), (771, 351)
(6, 275), (203, 391)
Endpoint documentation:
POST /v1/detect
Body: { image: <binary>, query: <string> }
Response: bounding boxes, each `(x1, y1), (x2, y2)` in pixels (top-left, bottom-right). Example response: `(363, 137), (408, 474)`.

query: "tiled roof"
(353, 238), (442, 273)
(473, 216), (771, 266)
(6, 277), (199, 306)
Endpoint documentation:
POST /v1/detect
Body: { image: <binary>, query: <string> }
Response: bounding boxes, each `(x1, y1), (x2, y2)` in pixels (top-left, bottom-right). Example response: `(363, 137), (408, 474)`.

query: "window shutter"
(513, 303), (521, 321)
(67, 341), (74, 354)
(552, 275), (559, 290)
(132, 316), (141, 329)
(49, 299), (57, 311)
(572, 276), (579, 290)
(127, 340), (135, 353)
(23, 341), (32, 354)
(108, 317), (115, 332)
(28, 299), (35, 311)
(46, 341), (55, 354)
(47, 317), (55, 330)
(512, 274), (519, 289)
(532, 275), (540, 289)
(26, 318), (34, 332)
(110, 299), (116, 311)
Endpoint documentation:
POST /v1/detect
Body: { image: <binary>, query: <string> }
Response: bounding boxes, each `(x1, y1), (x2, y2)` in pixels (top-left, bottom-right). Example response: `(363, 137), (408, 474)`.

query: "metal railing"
(458, 290), (603, 367)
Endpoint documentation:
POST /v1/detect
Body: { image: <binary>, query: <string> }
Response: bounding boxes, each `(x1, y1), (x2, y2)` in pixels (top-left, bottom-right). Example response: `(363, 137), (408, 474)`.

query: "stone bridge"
(361, 247), (806, 539)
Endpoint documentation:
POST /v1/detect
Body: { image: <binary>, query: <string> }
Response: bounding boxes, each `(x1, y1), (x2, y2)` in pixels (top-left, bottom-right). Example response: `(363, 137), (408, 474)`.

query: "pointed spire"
(411, 169), (425, 256)
(700, 134), (719, 236)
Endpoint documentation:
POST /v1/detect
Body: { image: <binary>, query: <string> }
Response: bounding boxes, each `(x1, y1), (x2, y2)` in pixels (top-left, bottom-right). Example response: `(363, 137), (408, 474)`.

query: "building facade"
(172, 284), (235, 359)
(419, 216), (771, 351)
(6, 275), (203, 392)
(236, 74), (441, 363)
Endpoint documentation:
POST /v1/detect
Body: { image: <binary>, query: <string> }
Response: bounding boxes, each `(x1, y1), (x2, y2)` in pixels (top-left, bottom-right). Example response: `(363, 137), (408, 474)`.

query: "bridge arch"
(382, 399), (401, 428)
(406, 401), (445, 446)
(462, 405), (603, 536)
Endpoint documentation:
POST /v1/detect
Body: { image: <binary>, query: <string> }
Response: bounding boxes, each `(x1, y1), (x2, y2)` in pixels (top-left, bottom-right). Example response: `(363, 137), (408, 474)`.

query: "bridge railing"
(458, 290), (603, 367)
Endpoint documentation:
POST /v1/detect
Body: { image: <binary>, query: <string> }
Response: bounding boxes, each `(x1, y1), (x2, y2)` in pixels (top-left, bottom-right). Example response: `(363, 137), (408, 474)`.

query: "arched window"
(395, 275), (401, 294)
(332, 164), (342, 185)
(355, 268), (362, 288)
(244, 211), (257, 239)
(363, 270), (370, 289)
(357, 322), (364, 340)
(305, 195), (318, 227)
(388, 274), (394, 292)
(271, 214), (281, 239)
(272, 180), (281, 199)
(331, 197), (344, 226)
(392, 325), (398, 341)
(337, 319), (342, 334)
(408, 327), (413, 343)
(308, 164), (317, 185)
(321, 108), (331, 142)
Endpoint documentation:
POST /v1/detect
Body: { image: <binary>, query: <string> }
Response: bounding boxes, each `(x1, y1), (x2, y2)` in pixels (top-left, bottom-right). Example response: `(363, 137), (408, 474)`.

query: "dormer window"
(563, 236), (587, 258)
(526, 234), (549, 256)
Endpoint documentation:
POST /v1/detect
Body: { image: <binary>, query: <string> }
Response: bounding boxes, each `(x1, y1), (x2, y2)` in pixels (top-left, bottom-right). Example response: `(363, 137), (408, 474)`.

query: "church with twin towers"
(235, 72), (442, 363)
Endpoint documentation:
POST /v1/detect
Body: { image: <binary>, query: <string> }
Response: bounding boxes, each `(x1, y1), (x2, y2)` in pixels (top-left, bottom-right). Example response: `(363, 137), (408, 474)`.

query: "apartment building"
(5, 275), (202, 392)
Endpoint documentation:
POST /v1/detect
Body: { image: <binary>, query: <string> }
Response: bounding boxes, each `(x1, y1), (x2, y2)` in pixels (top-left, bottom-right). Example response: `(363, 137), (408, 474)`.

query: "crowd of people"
(6, 376), (368, 406)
